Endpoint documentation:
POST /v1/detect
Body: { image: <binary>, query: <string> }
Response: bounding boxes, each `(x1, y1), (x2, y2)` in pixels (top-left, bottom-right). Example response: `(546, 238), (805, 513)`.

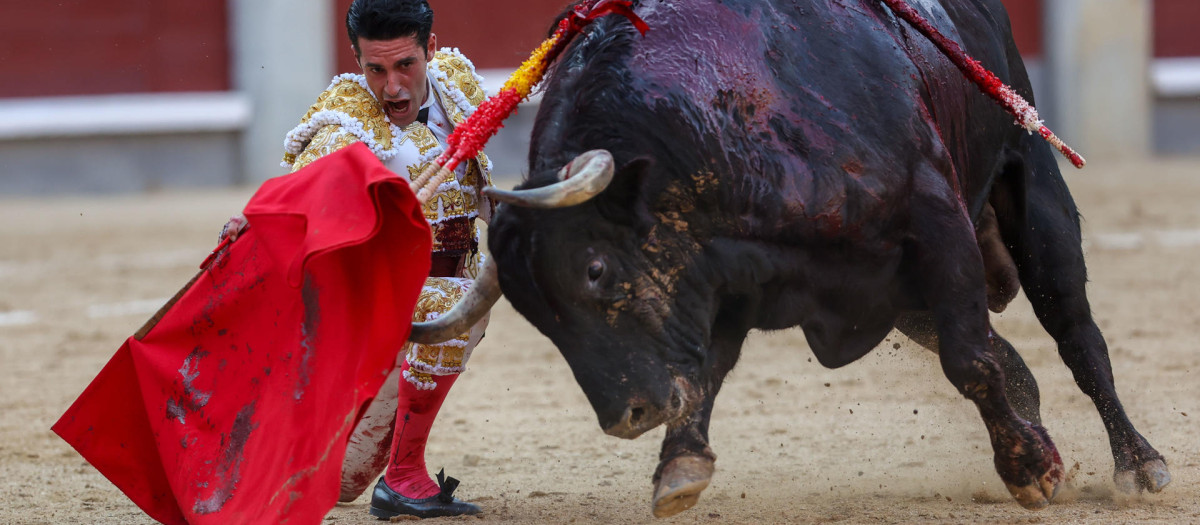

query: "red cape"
(53, 143), (433, 524)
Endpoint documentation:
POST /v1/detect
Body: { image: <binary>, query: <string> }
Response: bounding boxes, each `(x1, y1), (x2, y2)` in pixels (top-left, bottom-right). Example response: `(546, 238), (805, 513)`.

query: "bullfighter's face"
(355, 34), (436, 127)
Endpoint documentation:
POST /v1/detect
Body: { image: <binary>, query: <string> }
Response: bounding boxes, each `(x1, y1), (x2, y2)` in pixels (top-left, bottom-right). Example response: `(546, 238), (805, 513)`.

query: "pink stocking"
(382, 361), (459, 498)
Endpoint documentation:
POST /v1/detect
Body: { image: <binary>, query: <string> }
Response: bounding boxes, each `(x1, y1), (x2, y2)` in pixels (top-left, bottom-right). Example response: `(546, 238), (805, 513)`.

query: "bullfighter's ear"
(595, 156), (655, 232)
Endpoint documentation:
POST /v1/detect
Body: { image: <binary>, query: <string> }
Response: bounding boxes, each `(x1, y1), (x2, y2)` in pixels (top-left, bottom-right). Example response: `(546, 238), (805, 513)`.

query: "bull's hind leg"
(992, 141), (1170, 493)
(895, 313), (1042, 424)
(909, 185), (1063, 509)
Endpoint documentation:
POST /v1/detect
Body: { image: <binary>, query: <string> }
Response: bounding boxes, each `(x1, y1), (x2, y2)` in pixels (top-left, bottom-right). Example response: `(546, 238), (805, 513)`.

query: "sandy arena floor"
(1, 160), (1198, 524)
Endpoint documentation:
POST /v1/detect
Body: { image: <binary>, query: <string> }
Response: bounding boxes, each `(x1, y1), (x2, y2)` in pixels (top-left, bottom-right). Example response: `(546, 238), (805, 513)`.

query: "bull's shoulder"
(281, 74), (394, 168)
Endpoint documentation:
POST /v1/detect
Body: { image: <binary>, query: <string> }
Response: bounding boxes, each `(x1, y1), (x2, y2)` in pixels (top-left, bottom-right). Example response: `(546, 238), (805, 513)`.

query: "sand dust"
(1, 160), (1197, 524)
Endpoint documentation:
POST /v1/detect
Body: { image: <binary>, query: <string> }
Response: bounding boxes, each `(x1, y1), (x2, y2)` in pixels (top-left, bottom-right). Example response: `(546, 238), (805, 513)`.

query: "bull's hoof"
(1114, 458), (1171, 494)
(1004, 472), (1060, 510)
(999, 424), (1064, 510)
(651, 455), (714, 518)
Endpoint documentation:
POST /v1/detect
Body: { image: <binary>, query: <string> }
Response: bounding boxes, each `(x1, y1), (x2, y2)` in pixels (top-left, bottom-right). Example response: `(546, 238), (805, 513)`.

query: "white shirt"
(383, 75), (468, 182)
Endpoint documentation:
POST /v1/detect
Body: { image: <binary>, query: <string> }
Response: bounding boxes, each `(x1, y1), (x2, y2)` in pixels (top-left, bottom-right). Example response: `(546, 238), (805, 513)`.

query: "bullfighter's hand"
(219, 213), (248, 243)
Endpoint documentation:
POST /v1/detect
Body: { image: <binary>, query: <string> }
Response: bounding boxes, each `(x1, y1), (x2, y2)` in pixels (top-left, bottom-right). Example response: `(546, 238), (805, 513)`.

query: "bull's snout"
(603, 402), (663, 439)
(601, 378), (692, 439)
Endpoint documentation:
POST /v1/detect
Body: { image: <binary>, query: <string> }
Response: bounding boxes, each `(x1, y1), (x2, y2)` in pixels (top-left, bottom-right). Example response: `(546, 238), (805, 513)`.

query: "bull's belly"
(751, 247), (907, 369)
(799, 306), (897, 368)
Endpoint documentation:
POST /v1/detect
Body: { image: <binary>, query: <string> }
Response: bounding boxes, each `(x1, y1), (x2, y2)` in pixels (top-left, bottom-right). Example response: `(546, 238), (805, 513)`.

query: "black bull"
(478, 0), (1169, 517)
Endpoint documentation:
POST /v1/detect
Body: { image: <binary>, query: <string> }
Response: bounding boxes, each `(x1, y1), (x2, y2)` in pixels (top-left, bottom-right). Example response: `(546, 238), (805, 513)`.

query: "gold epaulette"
(432, 49), (487, 107)
(281, 75), (395, 167)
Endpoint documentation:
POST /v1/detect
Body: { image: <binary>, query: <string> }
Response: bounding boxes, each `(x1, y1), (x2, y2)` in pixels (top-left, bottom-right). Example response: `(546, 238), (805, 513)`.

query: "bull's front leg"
(652, 326), (745, 518)
(911, 188), (1064, 509)
(652, 398), (718, 518)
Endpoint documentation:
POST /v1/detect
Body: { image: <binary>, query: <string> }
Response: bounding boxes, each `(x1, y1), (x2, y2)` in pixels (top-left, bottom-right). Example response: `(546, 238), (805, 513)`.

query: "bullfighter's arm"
(219, 125), (360, 242)
(290, 125), (360, 172)
(466, 157), (496, 225)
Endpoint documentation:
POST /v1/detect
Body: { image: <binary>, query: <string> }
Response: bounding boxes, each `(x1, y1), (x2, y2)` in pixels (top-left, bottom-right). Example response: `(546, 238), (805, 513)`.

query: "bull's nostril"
(629, 406), (647, 426)
(605, 403), (661, 438)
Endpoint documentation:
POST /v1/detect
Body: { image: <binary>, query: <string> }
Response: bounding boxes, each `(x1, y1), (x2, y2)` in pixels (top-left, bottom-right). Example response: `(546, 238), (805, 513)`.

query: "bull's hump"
(628, 0), (781, 118)
(625, 1), (950, 148)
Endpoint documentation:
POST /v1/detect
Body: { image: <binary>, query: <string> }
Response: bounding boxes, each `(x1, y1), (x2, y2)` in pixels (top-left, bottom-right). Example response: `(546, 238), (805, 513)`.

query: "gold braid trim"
(405, 277), (476, 389)
(282, 76), (393, 167)
(433, 51), (486, 107)
(429, 51), (495, 207)
(290, 126), (359, 172)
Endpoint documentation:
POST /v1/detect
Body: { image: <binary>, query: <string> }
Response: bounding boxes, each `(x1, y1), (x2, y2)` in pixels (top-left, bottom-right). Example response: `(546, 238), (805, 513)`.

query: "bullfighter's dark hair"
(346, 0), (434, 56)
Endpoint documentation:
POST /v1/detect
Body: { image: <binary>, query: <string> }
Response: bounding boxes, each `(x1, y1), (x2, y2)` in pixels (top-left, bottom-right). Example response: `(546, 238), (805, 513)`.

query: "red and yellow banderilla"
(409, 0), (649, 202)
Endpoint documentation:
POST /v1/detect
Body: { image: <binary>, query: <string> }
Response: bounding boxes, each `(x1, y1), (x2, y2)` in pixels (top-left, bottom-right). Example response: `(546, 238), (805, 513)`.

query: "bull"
(411, 0), (1170, 516)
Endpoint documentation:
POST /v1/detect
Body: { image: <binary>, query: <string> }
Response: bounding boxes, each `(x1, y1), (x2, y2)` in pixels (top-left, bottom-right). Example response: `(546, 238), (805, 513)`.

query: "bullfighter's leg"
(991, 139), (1170, 494)
(340, 362), (404, 501)
(651, 327), (745, 518)
(909, 183), (1064, 509)
(343, 278), (489, 518)
(894, 313), (1042, 424)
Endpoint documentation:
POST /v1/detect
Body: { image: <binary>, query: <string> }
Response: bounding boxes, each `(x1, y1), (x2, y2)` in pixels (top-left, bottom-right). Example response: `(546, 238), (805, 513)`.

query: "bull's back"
(624, 1), (1015, 234)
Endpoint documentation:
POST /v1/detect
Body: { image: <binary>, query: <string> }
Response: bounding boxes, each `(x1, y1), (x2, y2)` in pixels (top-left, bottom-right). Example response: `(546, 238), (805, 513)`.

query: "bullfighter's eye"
(587, 259), (605, 282)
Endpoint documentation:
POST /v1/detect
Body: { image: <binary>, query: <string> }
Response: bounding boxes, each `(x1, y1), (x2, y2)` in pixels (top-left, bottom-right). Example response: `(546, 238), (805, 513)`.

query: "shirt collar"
(419, 76), (436, 111)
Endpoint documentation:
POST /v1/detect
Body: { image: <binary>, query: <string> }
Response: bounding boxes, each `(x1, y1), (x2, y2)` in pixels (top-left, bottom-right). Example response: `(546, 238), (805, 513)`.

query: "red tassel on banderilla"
(409, 0), (648, 202)
(879, 0), (1086, 169)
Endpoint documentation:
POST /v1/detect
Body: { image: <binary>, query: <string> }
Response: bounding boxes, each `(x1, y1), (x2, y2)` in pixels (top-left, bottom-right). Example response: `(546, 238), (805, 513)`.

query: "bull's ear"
(595, 156), (655, 233)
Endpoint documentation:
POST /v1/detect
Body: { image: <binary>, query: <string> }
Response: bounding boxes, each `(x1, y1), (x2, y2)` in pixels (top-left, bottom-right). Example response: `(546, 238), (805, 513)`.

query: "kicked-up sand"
(1, 159), (1198, 524)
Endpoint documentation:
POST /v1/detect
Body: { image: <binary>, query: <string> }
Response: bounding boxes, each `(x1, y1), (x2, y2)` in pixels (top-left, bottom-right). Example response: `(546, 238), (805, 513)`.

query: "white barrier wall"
(231, 0), (334, 183)
(1045, 0), (1152, 160)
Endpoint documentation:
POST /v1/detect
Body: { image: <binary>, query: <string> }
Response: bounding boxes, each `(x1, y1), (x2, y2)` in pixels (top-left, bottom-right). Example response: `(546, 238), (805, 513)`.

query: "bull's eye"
(587, 259), (605, 282)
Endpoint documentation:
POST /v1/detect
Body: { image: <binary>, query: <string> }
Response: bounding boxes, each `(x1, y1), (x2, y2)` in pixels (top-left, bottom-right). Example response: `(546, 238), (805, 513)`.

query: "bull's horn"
(484, 149), (614, 208)
(408, 257), (502, 344)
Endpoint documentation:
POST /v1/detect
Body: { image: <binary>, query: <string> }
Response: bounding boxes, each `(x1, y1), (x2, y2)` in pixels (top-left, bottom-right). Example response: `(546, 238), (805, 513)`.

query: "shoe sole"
(368, 505), (401, 520)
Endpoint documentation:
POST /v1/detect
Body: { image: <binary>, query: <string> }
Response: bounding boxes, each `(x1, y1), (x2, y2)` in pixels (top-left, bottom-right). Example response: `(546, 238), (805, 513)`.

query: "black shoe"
(369, 470), (481, 520)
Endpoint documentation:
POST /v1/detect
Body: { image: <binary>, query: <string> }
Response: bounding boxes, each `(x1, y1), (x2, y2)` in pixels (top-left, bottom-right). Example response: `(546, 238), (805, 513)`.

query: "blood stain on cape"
(193, 401), (258, 514)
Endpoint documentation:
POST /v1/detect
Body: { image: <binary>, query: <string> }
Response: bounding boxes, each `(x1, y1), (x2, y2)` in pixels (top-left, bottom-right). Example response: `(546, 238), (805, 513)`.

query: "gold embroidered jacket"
(280, 49), (494, 256)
